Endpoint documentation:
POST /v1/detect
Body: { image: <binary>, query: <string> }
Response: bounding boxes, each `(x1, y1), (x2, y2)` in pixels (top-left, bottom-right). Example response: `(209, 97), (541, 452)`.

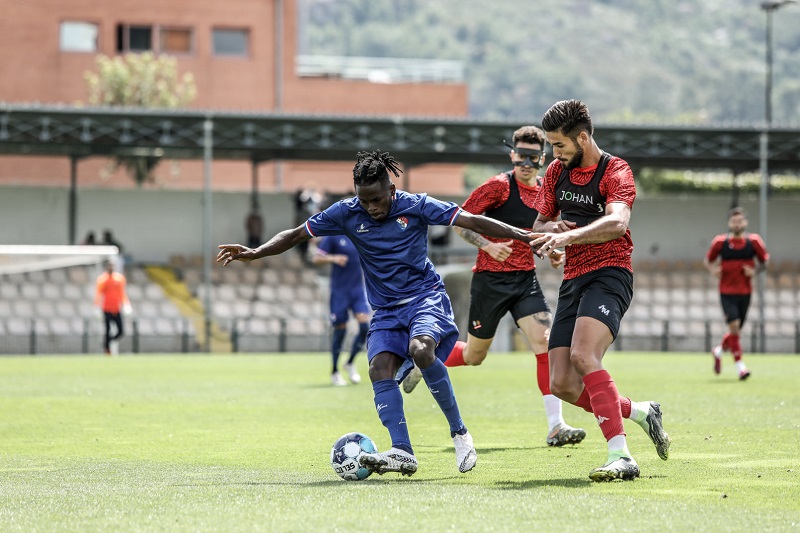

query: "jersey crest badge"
(396, 216), (409, 230)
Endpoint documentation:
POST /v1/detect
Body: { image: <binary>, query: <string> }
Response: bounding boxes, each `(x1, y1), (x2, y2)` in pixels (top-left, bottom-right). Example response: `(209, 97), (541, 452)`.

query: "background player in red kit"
(404, 125), (586, 448)
(703, 207), (769, 380)
(530, 99), (670, 482)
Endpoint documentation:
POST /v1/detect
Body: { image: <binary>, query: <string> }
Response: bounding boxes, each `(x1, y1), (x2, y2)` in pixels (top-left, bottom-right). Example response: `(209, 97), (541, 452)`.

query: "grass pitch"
(1, 351), (798, 532)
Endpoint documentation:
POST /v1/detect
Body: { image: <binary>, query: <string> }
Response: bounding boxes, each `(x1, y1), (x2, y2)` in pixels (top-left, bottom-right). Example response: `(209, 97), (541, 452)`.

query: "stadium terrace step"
(144, 265), (231, 353)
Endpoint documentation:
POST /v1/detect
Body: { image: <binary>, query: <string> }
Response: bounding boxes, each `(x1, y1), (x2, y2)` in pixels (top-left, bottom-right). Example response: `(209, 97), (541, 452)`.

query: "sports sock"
(583, 369), (626, 442)
(729, 334), (743, 361)
(372, 379), (413, 454)
(444, 341), (466, 367)
(420, 358), (465, 434)
(736, 360), (748, 373)
(574, 387), (593, 413)
(543, 394), (564, 432)
(620, 397), (650, 422)
(331, 327), (346, 372)
(721, 333), (731, 351)
(628, 401), (651, 425)
(620, 397), (632, 418)
(534, 352), (551, 395)
(348, 322), (369, 363)
(607, 435), (632, 459)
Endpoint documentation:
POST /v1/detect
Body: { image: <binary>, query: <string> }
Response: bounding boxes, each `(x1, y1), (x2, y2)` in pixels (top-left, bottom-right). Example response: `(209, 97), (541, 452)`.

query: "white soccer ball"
(330, 432), (377, 481)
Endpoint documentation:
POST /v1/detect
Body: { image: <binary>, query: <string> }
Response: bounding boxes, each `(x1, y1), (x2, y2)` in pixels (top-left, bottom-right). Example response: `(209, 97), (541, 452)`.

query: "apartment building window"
(117, 25), (152, 52)
(116, 24), (193, 54)
(160, 28), (193, 54)
(212, 28), (249, 56)
(60, 21), (99, 52)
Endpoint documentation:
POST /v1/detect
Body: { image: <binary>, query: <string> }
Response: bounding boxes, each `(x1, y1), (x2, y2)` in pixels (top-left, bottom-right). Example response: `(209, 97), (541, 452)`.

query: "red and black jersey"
(706, 233), (769, 295)
(462, 171), (539, 273)
(533, 154), (636, 280)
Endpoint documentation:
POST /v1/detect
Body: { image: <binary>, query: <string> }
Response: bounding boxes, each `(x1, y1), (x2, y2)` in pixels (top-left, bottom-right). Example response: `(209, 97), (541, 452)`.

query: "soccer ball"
(330, 432), (377, 481)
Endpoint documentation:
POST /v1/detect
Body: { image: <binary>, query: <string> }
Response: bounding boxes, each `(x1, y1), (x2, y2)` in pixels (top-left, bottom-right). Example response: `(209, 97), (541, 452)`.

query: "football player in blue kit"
(217, 150), (537, 476)
(313, 234), (371, 386)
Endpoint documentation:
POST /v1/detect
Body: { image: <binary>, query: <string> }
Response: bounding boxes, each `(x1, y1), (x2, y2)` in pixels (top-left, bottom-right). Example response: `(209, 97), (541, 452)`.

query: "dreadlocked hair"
(353, 150), (403, 187)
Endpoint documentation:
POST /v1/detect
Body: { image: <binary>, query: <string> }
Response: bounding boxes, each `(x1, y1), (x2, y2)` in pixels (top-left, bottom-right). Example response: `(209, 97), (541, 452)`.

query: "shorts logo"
(356, 223), (369, 233)
(598, 304), (610, 316)
(396, 216), (409, 230)
(472, 320), (482, 330)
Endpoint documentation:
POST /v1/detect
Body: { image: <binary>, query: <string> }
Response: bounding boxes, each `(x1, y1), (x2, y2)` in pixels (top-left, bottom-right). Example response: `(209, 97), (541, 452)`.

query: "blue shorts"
(366, 290), (460, 383)
(329, 286), (371, 326)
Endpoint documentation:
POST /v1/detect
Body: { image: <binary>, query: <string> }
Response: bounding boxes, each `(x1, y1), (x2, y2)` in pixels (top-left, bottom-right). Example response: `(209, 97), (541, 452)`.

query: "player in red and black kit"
(402, 125), (586, 448)
(530, 100), (670, 482)
(703, 207), (769, 380)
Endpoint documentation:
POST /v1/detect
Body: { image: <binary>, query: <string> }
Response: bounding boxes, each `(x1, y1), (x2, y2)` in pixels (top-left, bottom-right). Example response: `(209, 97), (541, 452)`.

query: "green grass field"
(1, 352), (798, 532)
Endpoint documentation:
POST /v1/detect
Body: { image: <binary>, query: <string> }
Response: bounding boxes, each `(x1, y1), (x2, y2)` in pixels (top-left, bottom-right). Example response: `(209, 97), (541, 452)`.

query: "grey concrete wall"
(0, 186), (798, 264)
(0, 186), (296, 264)
(628, 196), (799, 264)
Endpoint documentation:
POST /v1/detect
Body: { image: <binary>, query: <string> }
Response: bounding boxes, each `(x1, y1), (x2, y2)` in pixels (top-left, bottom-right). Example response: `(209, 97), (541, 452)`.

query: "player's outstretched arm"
(454, 226), (514, 263)
(454, 211), (531, 242)
(217, 225), (311, 266)
(532, 213), (577, 234)
(530, 202), (630, 256)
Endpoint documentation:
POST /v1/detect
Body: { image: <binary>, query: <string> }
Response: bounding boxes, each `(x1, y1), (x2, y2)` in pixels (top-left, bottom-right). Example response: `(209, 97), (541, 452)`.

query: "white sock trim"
(543, 394), (564, 431)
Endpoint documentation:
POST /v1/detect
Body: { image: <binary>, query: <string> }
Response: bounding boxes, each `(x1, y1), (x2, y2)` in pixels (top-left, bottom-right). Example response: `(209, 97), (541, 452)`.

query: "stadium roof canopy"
(1, 104), (799, 173)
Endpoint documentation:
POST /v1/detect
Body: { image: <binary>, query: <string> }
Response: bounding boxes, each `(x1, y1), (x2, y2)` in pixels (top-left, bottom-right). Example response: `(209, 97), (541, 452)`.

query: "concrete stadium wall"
(0, 186), (798, 264)
(0, 186), (296, 264)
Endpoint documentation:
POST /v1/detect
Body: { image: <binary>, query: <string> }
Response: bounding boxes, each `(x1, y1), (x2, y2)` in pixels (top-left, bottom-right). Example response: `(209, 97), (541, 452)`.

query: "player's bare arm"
(531, 215), (578, 234)
(703, 257), (721, 278)
(217, 225), (311, 266)
(530, 214), (567, 263)
(454, 226), (514, 262)
(530, 202), (630, 255)
(454, 211), (532, 242)
(312, 251), (348, 267)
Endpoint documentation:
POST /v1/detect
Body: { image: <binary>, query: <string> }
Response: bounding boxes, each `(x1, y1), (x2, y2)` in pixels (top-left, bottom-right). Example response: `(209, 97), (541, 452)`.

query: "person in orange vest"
(94, 260), (131, 355)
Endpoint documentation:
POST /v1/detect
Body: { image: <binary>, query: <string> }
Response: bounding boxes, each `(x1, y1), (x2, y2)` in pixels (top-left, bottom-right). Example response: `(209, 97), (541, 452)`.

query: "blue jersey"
(306, 190), (461, 309)
(317, 235), (364, 290)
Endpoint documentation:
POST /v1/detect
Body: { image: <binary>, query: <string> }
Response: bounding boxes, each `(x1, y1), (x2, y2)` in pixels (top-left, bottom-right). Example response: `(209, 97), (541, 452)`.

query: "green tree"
(84, 52), (197, 184)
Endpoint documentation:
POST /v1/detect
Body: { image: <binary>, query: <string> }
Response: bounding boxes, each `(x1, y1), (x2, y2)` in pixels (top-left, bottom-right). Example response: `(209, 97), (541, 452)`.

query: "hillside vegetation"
(303, 0), (800, 126)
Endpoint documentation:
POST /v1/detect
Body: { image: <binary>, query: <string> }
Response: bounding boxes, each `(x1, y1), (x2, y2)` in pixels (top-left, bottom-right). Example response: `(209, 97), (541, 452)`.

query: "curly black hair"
(352, 150), (403, 187)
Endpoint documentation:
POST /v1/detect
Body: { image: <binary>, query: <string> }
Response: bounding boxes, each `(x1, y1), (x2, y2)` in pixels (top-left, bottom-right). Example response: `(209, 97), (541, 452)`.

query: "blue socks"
(348, 322), (368, 363)
(420, 359), (466, 435)
(372, 379), (413, 454)
(331, 327), (346, 372)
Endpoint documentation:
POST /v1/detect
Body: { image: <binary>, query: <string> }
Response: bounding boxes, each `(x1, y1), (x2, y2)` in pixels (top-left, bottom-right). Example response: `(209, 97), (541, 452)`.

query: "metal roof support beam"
(69, 155), (79, 245)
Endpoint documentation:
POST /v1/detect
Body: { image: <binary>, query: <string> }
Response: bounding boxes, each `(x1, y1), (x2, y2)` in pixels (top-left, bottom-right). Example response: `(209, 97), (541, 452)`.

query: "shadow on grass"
(494, 478), (588, 490)
(421, 445), (584, 456)
(494, 474), (668, 489)
(172, 480), (347, 487)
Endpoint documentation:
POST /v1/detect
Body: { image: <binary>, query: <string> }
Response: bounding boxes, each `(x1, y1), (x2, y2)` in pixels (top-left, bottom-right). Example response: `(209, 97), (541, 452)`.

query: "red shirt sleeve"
(532, 161), (561, 219)
(706, 235), (726, 262)
(600, 158), (636, 208)
(749, 233), (769, 263)
(461, 174), (510, 214)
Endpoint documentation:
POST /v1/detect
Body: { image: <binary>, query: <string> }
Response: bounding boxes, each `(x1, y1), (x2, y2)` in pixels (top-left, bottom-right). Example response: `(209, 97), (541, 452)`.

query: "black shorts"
(549, 266), (633, 350)
(467, 270), (550, 339)
(720, 294), (751, 325)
